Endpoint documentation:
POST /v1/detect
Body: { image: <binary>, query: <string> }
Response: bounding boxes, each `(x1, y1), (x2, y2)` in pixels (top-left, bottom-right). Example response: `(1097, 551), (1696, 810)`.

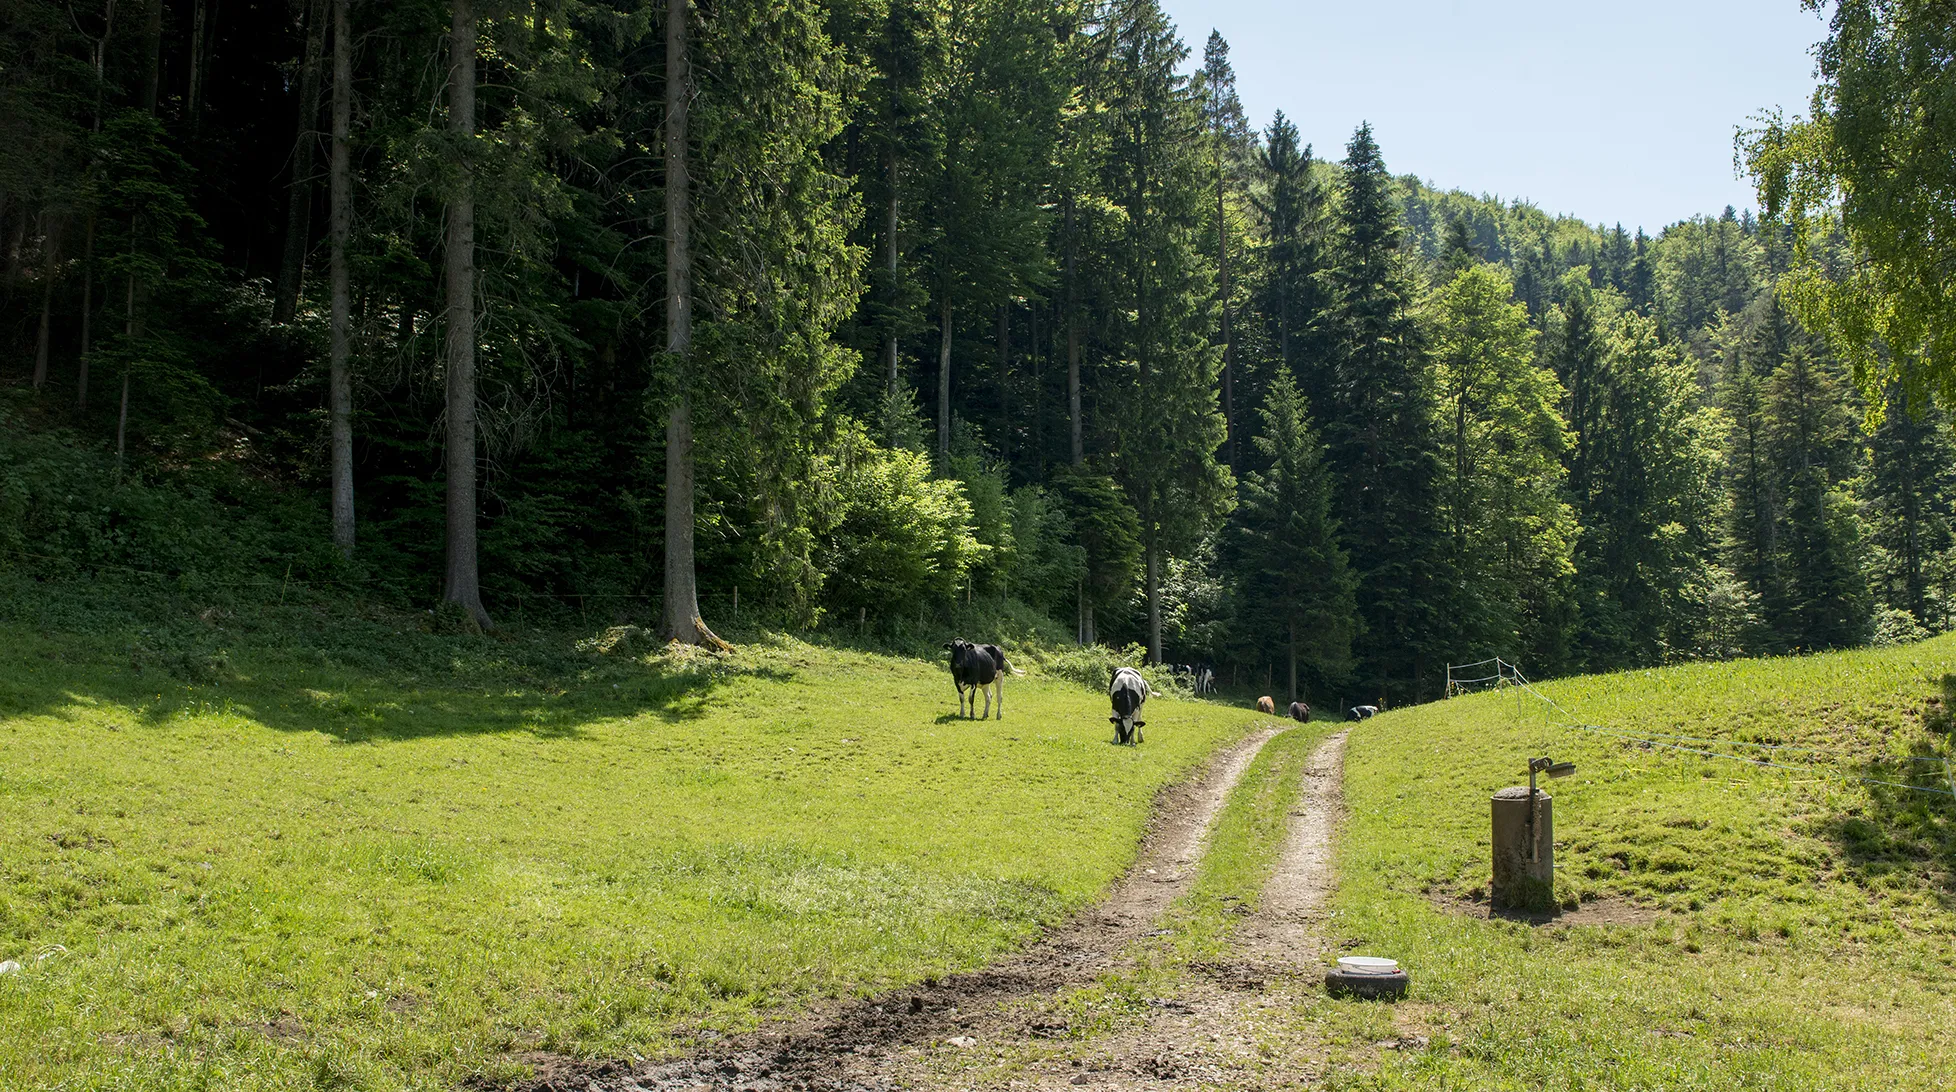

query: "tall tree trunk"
(139, 0), (163, 114)
(1145, 510), (1161, 664)
(118, 7), (162, 476)
(328, 0), (354, 557)
(1031, 298), (1043, 473)
(997, 303), (1010, 469)
(1219, 167), (1234, 471)
(1065, 194), (1082, 467)
(659, 0), (713, 646)
(78, 216), (94, 408)
(32, 217), (56, 389)
(883, 151), (900, 399)
(275, 0), (328, 324)
(89, 1), (114, 132)
(1288, 621), (1298, 703)
(187, 0), (210, 137)
(936, 296), (952, 461)
(442, 0), (490, 629)
(116, 271), (134, 479)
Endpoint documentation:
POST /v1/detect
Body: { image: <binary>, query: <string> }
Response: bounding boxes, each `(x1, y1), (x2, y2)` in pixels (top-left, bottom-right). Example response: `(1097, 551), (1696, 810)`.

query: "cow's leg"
(994, 677), (1004, 720)
(980, 684), (991, 720)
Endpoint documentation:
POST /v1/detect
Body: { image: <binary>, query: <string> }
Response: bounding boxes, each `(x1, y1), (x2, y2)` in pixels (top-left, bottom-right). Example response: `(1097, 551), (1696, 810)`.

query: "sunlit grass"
(0, 613), (1254, 1090)
(1311, 635), (1956, 1089)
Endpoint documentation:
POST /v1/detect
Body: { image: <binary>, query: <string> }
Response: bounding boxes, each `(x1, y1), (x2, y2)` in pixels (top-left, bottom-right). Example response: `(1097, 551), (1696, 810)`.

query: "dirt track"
(526, 726), (1346, 1092)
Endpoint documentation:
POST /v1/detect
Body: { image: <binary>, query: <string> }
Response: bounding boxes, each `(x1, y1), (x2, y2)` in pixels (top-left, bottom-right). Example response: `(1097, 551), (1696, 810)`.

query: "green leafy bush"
(817, 424), (985, 624)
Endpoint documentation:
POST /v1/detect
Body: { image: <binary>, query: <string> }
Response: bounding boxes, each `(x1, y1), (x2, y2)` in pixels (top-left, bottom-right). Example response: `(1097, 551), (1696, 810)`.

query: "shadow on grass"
(1, 598), (797, 743)
(1815, 745), (1956, 909)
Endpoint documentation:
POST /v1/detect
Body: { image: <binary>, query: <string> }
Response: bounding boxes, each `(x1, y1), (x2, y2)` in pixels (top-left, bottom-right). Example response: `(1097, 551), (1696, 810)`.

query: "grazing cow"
(1256, 696), (1276, 715)
(1349, 704), (1379, 720)
(944, 638), (1020, 719)
(1109, 666), (1151, 745)
(1288, 700), (1311, 723)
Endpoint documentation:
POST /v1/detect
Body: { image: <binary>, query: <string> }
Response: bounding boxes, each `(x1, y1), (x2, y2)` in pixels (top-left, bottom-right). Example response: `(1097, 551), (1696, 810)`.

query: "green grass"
(0, 593), (1258, 1091)
(1311, 635), (1956, 1090)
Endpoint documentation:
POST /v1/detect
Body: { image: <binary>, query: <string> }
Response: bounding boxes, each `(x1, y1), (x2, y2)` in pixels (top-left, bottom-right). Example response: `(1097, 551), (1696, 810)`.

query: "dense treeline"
(3, 0), (1951, 705)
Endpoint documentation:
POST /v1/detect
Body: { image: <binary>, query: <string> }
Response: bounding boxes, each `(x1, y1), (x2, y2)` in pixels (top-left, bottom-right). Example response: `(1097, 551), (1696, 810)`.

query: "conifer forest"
(3, 0), (1952, 707)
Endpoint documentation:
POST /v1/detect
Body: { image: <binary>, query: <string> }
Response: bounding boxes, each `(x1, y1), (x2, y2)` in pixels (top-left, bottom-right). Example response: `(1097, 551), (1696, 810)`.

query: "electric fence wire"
(1475, 660), (1956, 799)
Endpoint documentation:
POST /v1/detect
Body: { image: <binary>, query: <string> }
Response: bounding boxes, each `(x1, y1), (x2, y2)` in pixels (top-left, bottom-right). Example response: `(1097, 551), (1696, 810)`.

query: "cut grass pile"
(0, 598), (1255, 1091)
(1315, 635), (1956, 1089)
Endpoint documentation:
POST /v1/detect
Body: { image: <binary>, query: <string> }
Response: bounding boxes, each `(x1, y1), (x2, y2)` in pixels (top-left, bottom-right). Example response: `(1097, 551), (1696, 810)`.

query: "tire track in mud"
(933, 729), (1350, 1092)
(520, 725), (1288, 1092)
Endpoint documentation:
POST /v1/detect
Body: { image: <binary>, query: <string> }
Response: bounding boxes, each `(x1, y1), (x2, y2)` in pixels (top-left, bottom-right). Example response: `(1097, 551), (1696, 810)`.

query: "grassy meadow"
(0, 587), (1256, 1091)
(1311, 635), (1956, 1089)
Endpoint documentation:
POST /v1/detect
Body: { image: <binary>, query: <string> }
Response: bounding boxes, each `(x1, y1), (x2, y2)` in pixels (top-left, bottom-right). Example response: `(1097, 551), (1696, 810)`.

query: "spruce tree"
(1430, 263), (1576, 668)
(1866, 382), (1956, 631)
(1098, 0), (1232, 663)
(1250, 112), (1331, 436)
(1196, 29), (1252, 471)
(1763, 345), (1869, 648)
(1226, 366), (1355, 702)
(1322, 123), (1451, 699)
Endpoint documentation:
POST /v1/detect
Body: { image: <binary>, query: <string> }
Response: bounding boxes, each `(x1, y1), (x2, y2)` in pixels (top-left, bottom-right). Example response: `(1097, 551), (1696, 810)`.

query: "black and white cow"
(944, 638), (1018, 719)
(1109, 666), (1151, 745)
(1348, 704), (1379, 721)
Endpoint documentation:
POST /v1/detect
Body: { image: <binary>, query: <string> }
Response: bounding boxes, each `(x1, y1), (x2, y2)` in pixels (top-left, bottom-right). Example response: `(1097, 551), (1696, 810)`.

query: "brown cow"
(1256, 696), (1276, 715)
(1288, 700), (1311, 722)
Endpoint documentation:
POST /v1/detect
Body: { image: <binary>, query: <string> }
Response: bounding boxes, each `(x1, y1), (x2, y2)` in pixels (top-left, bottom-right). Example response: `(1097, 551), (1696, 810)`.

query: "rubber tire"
(1324, 968), (1409, 1001)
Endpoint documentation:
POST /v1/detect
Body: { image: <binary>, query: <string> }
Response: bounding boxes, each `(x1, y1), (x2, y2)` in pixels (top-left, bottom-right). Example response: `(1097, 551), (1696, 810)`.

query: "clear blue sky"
(1156, 0), (1830, 232)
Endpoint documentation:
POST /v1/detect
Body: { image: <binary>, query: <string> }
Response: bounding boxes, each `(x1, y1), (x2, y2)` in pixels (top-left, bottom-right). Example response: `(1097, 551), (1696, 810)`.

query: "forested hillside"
(3, 0), (1950, 705)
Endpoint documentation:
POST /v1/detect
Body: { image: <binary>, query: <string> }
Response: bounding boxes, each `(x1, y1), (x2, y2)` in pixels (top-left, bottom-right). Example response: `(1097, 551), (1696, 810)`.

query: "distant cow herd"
(940, 638), (1384, 746)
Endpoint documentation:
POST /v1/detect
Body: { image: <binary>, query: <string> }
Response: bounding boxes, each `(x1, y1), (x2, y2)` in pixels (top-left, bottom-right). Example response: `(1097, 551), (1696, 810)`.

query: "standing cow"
(944, 638), (1019, 719)
(1109, 666), (1151, 745)
(1256, 696), (1276, 715)
(1288, 700), (1311, 723)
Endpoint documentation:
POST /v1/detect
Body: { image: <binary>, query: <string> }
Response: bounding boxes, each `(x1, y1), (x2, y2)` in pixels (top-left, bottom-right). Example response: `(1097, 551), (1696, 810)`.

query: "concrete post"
(1491, 787), (1554, 911)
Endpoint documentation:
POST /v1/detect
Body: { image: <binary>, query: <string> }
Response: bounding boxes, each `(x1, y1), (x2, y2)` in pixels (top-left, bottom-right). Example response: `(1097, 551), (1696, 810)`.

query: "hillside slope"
(1319, 636), (1956, 1089)
(0, 604), (1258, 1091)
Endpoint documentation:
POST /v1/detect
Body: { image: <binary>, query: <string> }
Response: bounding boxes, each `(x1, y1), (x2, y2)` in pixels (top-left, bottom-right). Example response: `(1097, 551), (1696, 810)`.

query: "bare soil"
(511, 725), (1295, 1092)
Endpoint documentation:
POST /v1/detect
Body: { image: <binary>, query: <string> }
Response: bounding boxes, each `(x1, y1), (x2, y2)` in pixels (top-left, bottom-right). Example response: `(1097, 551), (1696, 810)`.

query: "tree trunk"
(328, 0), (354, 557)
(997, 303), (1010, 468)
(1288, 620), (1298, 703)
(1219, 166), (1234, 472)
(1145, 514), (1161, 664)
(883, 151), (900, 399)
(78, 216), (94, 408)
(88, 0), (113, 133)
(275, 0), (328, 325)
(139, 0), (163, 114)
(1065, 195), (1082, 467)
(187, 0), (210, 137)
(937, 296), (952, 461)
(32, 217), (56, 389)
(442, 0), (490, 629)
(116, 271), (134, 479)
(658, 0), (713, 646)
